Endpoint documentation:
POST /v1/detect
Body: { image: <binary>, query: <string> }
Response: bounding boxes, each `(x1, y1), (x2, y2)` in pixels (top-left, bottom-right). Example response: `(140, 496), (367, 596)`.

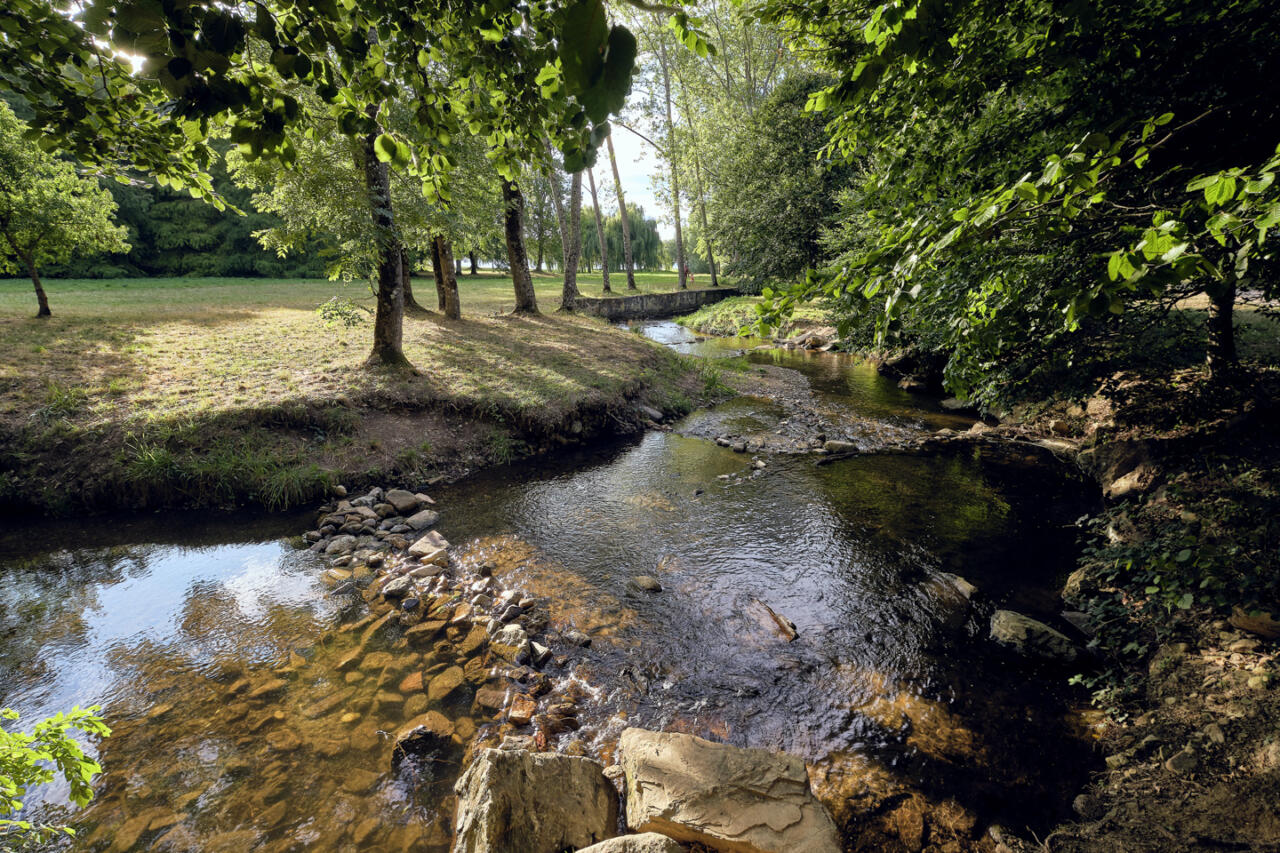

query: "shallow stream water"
(0, 323), (1098, 851)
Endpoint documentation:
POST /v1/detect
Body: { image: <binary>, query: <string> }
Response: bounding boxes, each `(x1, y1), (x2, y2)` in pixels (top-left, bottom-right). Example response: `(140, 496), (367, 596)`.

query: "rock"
(940, 397), (973, 412)
(406, 509), (441, 531)
(631, 575), (663, 593)
(1204, 723), (1225, 745)
(577, 834), (686, 853)
(428, 666), (467, 703)
(821, 440), (857, 454)
(453, 749), (619, 853)
(1164, 748), (1197, 773)
(618, 728), (840, 853)
(565, 629), (592, 647)
(989, 610), (1080, 662)
(638, 404), (665, 422)
(1229, 605), (1280, 639)
(1072, 794), (1104, 821)
(409, 530), (451, 563)
(393, 711), (455, 765)
(1105, 464), (1157, 499)
(382, 575), (414, 599)
(491, 623), (531, 664)
(324, 535), (358, 556)
(507, 694), (537, 726)
(333, 484), (348, 498)
(385, 489), (421, 515)
(530, 641), (552, 665)
(1049, 419), (1071, 435)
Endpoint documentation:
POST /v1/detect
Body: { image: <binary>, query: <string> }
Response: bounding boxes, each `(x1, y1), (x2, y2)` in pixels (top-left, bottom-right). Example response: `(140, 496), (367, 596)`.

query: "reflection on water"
(0, 338), (1096, 850)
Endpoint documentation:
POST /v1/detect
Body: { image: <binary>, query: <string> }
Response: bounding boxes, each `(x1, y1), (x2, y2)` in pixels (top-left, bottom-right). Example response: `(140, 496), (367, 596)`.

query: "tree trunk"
(587, 167), (611, 293)
(430, 236), (447, 310)
(502, 180), (539, 314)
(535, 239), (544, 272)
(401, 247), (428, 314)
(606, 131), (637, 290)
(658, 41), (687, 290)
(433, 236), (461, 319)
(469, 251), (478, 275)
(24, 256), (51, 317)
(361, 120), (409, 368)
(545, 138), (570, 274)
(692, 155), (718, 287)
(455, 258), (463, 276)
(1206, 281), (1237, 378)
(560, 171), (584, 310)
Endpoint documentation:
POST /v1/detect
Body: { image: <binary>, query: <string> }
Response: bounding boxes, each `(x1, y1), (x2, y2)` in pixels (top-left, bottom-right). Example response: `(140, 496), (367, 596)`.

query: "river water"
(0, 323), (1098, 851)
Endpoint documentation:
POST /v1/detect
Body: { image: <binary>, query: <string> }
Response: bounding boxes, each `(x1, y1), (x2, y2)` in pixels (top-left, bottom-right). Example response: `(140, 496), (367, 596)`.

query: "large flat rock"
(577, 833), (685, 853)
(618, 728), (841, 853)
(453, 748), (618, 853)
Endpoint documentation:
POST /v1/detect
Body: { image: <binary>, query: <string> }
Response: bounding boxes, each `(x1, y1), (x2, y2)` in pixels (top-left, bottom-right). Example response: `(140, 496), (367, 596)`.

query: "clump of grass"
(261, 463), (331, 510)
(33, 381), (88, 423)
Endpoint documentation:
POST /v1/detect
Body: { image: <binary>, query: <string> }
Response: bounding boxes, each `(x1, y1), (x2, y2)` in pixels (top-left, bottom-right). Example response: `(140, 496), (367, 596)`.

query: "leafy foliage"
(0, 706), (110, 847)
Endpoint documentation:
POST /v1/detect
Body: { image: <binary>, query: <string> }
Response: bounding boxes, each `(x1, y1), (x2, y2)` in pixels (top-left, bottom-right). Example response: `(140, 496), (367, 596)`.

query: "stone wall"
(574, 287), (739, 321)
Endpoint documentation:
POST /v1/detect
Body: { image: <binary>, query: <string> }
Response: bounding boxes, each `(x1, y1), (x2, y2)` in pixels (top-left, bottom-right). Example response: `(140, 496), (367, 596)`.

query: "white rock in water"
(618, 728), (841, 853)
(406, 508), (440, 531)
(989, 609), (1079, 662)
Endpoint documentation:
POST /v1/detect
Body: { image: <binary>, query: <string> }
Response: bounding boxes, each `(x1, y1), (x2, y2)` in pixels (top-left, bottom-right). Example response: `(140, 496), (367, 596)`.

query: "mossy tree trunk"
(361, 120), (409, 369)
(560, 171), (583, 310)
(435, 235), (461, 320)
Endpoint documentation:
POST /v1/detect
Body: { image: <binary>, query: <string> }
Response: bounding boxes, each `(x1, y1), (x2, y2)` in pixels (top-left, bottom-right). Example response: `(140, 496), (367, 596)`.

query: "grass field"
(0, 273), (708, 512)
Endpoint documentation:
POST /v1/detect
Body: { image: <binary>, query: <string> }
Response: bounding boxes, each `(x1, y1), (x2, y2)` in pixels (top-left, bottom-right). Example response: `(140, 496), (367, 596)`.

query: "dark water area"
(0, 327), (1101, 851)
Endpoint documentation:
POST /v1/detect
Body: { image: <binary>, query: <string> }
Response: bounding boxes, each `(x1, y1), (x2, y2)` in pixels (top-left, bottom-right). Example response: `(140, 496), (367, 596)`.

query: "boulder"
(409, 530), (451, 563)
(617, 728), (841, 853)
(385, 489), (421, 515)
(325, 534), (358, 556)
(1229, 606), (1280, 639)
(1105, 464), (1157, 499)
(989, 610), (1079, 662)
(453, 749), (618, 853)
(821, 440), (857, 454)
(382, 575), (414, 599)
(577, 834), (685, 853)
(631, 575), (663, 593)
(940, 397), (974, 412)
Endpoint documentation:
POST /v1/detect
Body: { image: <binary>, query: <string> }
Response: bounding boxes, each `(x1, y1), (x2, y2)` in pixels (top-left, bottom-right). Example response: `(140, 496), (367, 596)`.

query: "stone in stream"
(630, 575), (663, 593)
(989, 610), (1080, 662)
(577, 834), (685, 853)
(406, 508), (441, 531)
(381, 575), (414, 599)
(427, 666), (467, 703)
(490, 624), (531, 664)
(324, 534), (358, 555)
(453, 749), (619, 853)
(617, 727), (841, 853)
(385, 488), (421, 515)
(822, 439), (857, 454)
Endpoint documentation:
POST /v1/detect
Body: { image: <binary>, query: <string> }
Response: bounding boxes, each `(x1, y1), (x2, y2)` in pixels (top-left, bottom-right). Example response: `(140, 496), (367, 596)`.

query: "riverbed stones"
(822, 439), (857, 454)
(989, 610), (1080, 662)
(428, 666), (466, 703)
(618, 728), (841, 853)
(325, 534), (358, 556)
(381, 575), (414, 599)
(577, 834), (685, 853)
(453, 749), (619, 853)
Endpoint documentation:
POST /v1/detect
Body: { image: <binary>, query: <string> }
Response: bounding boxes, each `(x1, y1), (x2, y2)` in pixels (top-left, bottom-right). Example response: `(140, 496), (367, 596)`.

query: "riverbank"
(0, 275), (715, 514)
(863, 360), (1280, 852)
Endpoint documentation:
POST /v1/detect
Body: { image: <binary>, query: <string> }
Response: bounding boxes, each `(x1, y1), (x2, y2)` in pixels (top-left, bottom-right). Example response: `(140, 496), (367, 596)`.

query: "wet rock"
(565, 629), (592, 647)
(428, 666), (467, 703)
(382, 575), (414, 599)
(531, 641), (552, 665)
(989, 610), (1080, 662)
(638, 404), (665, 422)
(325, 535), (358, 556)
(618, 727), (841, 853)
(453, 749), (619, 853)
(498, 603), (524, 623)
(406, 509), (441, 531)
(577, 834), (685, 853)
(507, 693), (537, 726)
(247, 678), (288, 700)
(476, 686), (508, 711)
(1164, 747), (1197, 773)
(1105, 464), (1157, 499)
(940, 397), (974, 412)
(393, 711), (455, 766)
(491, 623), (531, 664)
(631, 575), (663, 593)
(822, 440), (857, 454)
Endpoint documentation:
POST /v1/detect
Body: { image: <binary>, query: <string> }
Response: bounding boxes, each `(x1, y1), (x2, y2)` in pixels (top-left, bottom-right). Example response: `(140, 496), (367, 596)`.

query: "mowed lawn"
(0, 272), (695, 434)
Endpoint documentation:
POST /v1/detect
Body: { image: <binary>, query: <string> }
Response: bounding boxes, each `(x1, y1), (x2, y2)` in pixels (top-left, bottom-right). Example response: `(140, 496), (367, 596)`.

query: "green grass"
(0, 273), (703, 512)
(676, 294), (831, 337)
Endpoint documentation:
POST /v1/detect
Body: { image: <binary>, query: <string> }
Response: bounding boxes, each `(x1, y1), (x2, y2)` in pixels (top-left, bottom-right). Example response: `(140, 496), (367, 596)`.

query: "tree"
(655, 35), (689, 289)
(586, 167), (612, 292)
(503, 181), (539, 313)
(605, 130), (638, 289)
(1, 0), (639, 363)
(0, 103), (128, 316)
(561, 172), (585, 309)
(1, 705), (110, 846)
(756, 0), (1280, 395)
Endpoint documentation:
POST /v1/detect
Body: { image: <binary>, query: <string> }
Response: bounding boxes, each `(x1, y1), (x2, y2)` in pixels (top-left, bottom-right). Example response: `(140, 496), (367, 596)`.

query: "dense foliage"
(753, 0), (1280, 402)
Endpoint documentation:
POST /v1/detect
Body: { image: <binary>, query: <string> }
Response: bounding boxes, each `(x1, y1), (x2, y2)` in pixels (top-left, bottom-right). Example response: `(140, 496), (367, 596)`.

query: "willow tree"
(0, 102), (128, 317)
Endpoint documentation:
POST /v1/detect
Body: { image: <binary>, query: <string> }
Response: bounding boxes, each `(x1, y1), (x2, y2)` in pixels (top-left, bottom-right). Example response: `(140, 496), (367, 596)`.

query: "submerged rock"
(617, 728), (841, 853)
(989, 610), (1080, 662)
(453, 749), (618, 853)
(630, 575), (663, 593)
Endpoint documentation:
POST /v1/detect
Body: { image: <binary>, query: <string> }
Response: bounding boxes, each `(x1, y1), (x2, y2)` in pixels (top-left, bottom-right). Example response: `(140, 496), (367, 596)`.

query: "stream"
(0, 322), (1099, 851)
